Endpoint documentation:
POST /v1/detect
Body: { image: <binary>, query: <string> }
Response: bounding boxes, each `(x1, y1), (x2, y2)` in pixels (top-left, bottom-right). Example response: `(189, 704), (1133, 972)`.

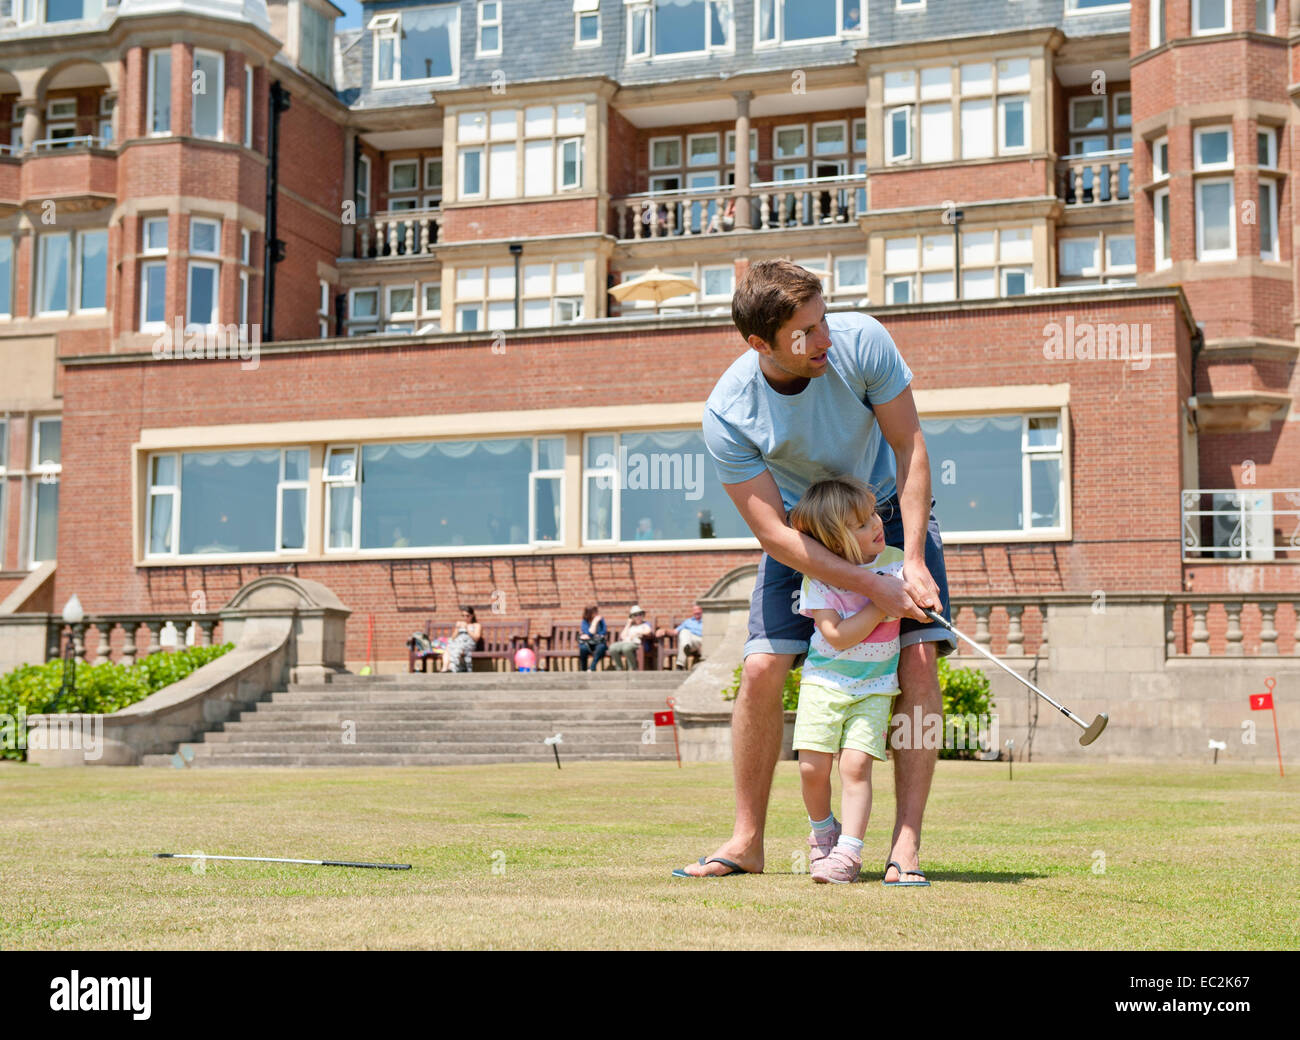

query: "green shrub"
(720, 654), (995, 758)
(0, 643), (234, 760)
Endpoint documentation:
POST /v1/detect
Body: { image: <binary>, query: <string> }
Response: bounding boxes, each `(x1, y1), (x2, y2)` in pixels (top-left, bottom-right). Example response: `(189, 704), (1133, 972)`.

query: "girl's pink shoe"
(811, 845), (861, 884)
(807, 821), (842, 867)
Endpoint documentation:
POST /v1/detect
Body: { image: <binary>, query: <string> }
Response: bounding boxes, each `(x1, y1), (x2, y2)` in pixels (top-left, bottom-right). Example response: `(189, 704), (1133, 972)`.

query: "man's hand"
(863, 572), (928, 622)
(902, 558), (942, 616)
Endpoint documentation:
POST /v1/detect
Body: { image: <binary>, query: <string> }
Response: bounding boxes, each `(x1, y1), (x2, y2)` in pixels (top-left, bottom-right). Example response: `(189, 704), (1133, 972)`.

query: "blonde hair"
(789, 476), (878, 565)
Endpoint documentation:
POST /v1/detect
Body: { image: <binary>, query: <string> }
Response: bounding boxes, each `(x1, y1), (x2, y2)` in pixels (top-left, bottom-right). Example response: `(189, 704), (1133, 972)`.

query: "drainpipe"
(261, 81), (291, 341)
(510, 242), (522, 328)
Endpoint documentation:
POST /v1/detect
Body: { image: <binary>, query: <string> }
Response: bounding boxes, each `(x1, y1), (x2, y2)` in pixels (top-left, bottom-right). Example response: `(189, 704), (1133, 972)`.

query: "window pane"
(1027, 416), (1060, 449)
(923, 415), (1024, 532)
(656, 0), (707, 53)
(489, 142), (516, 198)
(190, 220), (218, 254)
(533, 476), (561, 542)
(1197, 0), (1227, 31)
(586, 434), (615, 468)
(616, 430), (747, 541)
(1199, 182), (1233, 253)
(143, 263), (166, 325)
(401, 7), (458, 79)
(961, 99), (993, 158)
(586, 475), (612, 540)
(39, 234), (70, 314)
(524, 139), (554, 196)
(961, 230), (995, 267)
(1061, 238), (1098, 276)
(1029, 456), (1062, 528)
(283, 448), (309, 482)
(1107, 235), (1136, 269)
(180, 449), (280, 554)
(33, 481), (58, 562)
(150, 51), (172, 133)
(920, 103), (952, 163)
(461, 149), (482, 193)
(783, 0), (836, 41)
(148, 492), (174, 554)
(360, 439), (532, 548)
(36, 420), (61, 466)
(152, 454), (176, 486)
(1197, 130), (1230, 167)
(523, 299), (550, 327)
(963, 268), (996, 299)
(78, 230), (108, 310)
(328, 484), (355, 548)
(1260, 181), (1276, 256)
(280, 486), (307, 550)
(188, 264), (217, 324)
(921, 271), (954, 303)
(537, 436), (565, 470)
(193, 52), (222, 139)
(1000, 98), (1026, 150)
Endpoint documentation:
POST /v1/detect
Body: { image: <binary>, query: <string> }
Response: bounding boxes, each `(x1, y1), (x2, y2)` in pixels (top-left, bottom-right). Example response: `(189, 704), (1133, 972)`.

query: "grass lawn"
(1, 760), (1295, 950)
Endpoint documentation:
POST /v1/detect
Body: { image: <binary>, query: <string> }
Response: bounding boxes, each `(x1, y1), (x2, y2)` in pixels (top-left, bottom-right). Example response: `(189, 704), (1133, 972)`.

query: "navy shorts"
(744, 496), (956, 661)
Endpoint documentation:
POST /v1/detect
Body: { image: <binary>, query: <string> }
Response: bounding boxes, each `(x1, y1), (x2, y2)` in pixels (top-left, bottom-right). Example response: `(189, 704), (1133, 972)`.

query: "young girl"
(788, 476), (905, 884)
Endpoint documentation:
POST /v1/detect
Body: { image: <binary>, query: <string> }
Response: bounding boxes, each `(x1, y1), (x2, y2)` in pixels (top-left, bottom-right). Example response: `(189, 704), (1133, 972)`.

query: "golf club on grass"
(922, 608), (1109, 746)
(155, 854), (411, 870)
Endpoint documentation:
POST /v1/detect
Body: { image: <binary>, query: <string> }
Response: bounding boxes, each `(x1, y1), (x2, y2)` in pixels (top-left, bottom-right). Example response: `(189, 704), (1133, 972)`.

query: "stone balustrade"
(1057, 150), (1131, 206)
(354, 208), (441, 259)
(47, 614), (224, 667)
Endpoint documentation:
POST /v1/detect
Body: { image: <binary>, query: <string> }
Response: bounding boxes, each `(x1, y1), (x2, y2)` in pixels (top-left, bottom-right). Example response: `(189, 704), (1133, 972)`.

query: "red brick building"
(1, 0), (1295, 669)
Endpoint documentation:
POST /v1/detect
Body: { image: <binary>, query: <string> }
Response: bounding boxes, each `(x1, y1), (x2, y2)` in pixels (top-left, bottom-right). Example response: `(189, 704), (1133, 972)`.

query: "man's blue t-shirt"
(702, 311), (912, 511)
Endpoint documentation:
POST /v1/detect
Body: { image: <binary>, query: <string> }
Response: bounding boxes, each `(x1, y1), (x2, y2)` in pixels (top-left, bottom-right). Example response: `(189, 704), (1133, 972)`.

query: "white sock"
(835, 835), (864, 855)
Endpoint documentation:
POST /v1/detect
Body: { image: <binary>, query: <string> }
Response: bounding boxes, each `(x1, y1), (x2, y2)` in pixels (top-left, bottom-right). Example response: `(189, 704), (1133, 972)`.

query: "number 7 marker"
(1250, 677), (1283, 778)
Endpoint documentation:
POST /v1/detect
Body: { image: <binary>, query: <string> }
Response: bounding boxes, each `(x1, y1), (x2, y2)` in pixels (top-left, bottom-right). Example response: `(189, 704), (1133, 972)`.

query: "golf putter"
(922, 608), (1109, 746)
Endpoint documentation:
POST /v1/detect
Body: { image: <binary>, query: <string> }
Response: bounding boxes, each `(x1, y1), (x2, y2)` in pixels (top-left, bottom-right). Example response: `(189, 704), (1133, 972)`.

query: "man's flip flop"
(882, 860), (930, 887)
(671, 856), (753, 878)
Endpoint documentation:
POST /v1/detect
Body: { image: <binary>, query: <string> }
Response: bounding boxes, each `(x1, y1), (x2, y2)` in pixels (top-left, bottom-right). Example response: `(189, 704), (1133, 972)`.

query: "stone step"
(182, 740), (668, 756)
(141, 751), (675, 767)
(267, 691), (675, 706)
(240, 708), (663, 723)
(211, 723), (654, 740)
(298, 673), (685, 690)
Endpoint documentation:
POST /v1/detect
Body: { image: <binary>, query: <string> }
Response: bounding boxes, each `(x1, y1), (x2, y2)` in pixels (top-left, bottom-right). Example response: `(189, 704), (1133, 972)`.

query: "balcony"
(612, 173), (866, 241)
(32, 135), (109, 152)
(353, 207), (442, 260)
(1181, 488), (1300, 561)
(1057, 149), (1132, 207)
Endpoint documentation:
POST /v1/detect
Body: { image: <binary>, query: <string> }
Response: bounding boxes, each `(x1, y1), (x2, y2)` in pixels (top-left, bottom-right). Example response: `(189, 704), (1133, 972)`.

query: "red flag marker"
(1251, 678), (1283, 778)
(662, 697), (681, 768)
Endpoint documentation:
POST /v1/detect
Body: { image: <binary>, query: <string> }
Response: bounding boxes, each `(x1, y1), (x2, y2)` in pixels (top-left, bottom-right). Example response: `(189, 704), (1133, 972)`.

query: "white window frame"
(277, 449), (310, 554)
(140, 259), (167, 332)
(1257, 127), (1277, 169)
(186, 261), (220, 328)
(528, 437), (566, 545)
(626, 0), (734, 62)
(575, 3), (601, 47)
(649, 135), (682, 170)
(1258, 178), (1279, 261)
(1257, 0), (1276, 33)
(755, 0), (866, 47)
(147, 48), (172, 137)
(1154, 187), (1171, 269)
(1193, 0), (1231, 36)
(1152, 135), (1169, 181)
(244, 64), (254, 148)
(36, 231), (71, 317)
(388, 158), (420, 195)
(323, 444), (361, 552)
(189, 217), (221, 257)
(74, 230), (107, 315)
(886, 106), (913, 163)
(1194, 126), (1233, 171)
(29, 416), (61, 568)
(885, 275), (913, 304)
(348, 287), (379, 324)
(998, 95), (1029, 154)
(1150, 0), (1165, 46)
(1069, 96), (1107, 134)
(239, 271), (250, 325)
(1195, 177), (1237, 262)
(459, 146), (485, 199)
(421, 281), (442, 315)
(371, 6), (462, 86)
(477, 1), (503, 57)
(386, 283), (417, 322)
(192, 48), (225, 142)
(145, 453), (180, 559)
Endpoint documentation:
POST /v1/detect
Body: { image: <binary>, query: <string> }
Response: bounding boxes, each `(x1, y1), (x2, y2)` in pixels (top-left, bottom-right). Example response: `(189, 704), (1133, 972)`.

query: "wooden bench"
(655, 618), (702, 671)
(406, 619), (530, 672)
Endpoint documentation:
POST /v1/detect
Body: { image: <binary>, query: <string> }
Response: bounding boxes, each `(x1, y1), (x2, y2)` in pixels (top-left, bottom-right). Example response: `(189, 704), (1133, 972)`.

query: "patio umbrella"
(608, 267), (700, 315)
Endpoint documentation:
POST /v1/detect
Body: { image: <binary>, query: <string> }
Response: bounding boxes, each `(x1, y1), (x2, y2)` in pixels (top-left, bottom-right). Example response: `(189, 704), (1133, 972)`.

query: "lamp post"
(54, 594), (84, 712)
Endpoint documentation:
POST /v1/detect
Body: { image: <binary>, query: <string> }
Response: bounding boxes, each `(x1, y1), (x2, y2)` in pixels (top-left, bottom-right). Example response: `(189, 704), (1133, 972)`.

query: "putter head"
(1078, 713), (1109, 746)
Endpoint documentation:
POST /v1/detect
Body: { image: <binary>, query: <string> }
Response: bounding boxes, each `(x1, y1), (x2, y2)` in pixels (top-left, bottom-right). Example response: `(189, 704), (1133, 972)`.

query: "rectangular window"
(582, 430), (747, 545)
(300, 4), (333, 81)
(530, 437), (564, 544)
(925, 414), (1064, 536)
(1154, 187), (1171, 268)
(1060, 237), (1099, 278)
(960, 99), (993, 159)
(146, 454), (179, 556)
(30, 417), (61, 566)
(459, 147), (483, 197)
(919, 102), (952, 163)
(1193, 0), (1229, 35)
(148, 49), (171, 135)
(885, 276), (912, 304)
(477, 1), (502, 56)
(1194, 126), (1233, 170)
(244, 64), (254, 147)
(1152, 136), (1169, 180)
(576, 1), (601, 47)
(422, 282), (442, 315)
(356, 155), (371, 217)
(140, 261), (167, 331)
(76, 229), (107, 312)
(1257, 128), (1277, 169)
(386, 284), (416, 321)
(149, 448), (284, 556)
(324, 445), (359, 550)
(190, 217), (220, 256)
(1070, 97), (1107, 133)
(192, 49), (224, 141)
(1150, 0), (1165, 46)
(524, 139), (554, 196)
(277, 448), (309, 551)
(37, 232), (71, 315)
(1196, 178), (1236, 261)
(1259, 179), (1278, 260)
(999, 97), (1028, 152)
(239, 271), (250, 325)
(1257, 0), (1276, 33)
(187, 261), (220, 326)
(373, 6), (461, 84)
(887, 107), (912, 163)
(559, 138), (582, 189)
(488, 142), (516, 198)
(389, 158), (419, 192)
(349, 288), (378, 322)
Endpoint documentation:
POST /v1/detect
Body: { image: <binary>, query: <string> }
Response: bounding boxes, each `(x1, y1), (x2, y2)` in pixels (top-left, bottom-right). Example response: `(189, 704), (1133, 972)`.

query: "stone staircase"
(141, 671), (687, 767)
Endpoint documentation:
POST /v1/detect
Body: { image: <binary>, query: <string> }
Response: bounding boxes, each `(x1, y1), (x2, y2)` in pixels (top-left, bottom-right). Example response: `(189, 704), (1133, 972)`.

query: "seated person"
(656, 604), (704, 670)
(609, 606), (653, 670)
(578, 605), (608, 672)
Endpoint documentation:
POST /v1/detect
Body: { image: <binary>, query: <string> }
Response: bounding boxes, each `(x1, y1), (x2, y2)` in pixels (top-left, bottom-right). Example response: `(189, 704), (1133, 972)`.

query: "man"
(657, 604), (704, 670)
(610, 606), (653, 670)
(677, 259), (955, 883)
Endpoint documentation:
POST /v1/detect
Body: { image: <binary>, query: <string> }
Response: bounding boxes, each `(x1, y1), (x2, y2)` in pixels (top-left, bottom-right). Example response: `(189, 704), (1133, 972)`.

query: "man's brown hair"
(731, 259), (825, 349)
